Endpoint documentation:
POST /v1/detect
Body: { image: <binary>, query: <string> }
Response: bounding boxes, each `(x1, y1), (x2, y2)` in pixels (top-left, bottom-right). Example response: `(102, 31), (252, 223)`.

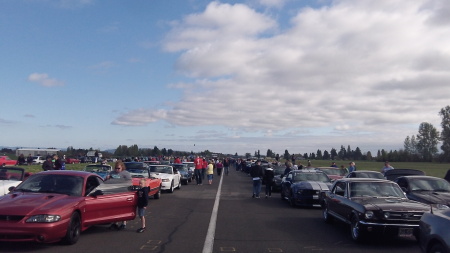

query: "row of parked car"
(272, 166), (450, 253)
(0, 160), (197, 245)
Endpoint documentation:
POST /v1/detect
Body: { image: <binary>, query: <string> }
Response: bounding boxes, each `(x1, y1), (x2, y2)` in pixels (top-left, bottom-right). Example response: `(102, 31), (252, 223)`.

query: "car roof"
(336, 178), (391, 183)
(292, 169), (324, 173)
(398, 175), (446, 180)
(35, 170), (95, 178)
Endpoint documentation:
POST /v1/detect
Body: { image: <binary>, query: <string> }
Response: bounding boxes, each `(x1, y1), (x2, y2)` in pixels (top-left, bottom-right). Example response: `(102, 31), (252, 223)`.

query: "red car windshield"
(14, 174), (84, 196)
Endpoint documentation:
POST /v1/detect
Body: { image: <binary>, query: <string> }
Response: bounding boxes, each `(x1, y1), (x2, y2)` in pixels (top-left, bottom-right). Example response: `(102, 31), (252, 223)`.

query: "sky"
(1, 0), (450, 156)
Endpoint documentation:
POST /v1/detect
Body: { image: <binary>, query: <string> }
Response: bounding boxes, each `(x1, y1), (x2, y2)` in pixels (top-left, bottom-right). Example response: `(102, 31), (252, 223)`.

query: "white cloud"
(114, 0), (450, 153)
(27, 73), (64, 87)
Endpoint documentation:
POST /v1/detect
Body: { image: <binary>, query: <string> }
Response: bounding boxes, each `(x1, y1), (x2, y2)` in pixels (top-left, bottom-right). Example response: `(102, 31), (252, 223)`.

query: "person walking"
(250, 160), (264, 198)
(207, 161), (214, 185)
(194, 156), (203, 185)
(263, 164), (275, 198)
(216, 160), (223, 176)
(202, 158), (208, 180)
(223, 158), (230, 175)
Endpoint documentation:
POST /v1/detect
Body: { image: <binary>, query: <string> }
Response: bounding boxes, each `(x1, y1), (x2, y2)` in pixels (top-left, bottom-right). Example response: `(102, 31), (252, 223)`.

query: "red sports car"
(65, 157), (81, 164)
(0, 170), (137, 244)
(0, 156), (17, 167)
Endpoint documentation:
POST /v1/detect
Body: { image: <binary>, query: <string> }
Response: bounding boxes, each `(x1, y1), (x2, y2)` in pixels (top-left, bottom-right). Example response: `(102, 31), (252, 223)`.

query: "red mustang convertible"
(0, 170), (137, 244)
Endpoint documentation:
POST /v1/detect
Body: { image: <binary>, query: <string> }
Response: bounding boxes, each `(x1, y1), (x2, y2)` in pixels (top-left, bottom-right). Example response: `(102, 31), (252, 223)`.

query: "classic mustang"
(0, 170), (138, 244)
(346, 170), (385, 179)
(395, 176), (450, 207)
(322, 178), (430, 242)
(280, 170), (332, 207)
(124, 162), (162, 199)
(316, 167), (348, 181)
(0, 167), (32, 196)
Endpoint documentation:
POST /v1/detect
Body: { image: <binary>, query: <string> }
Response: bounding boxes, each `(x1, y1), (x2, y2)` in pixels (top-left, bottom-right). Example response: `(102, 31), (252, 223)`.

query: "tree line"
(18, 106), (450, 163)
(261, 106), (450, 163)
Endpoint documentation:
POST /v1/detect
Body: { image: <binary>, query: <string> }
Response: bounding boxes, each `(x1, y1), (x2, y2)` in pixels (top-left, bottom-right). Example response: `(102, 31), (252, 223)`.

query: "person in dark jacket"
(250, 160), (264, 198)
(42, 155), (53, 171)
(53, 155), (63, 170)
(263, 165), (275, 198)
(136, 179), (149, 233)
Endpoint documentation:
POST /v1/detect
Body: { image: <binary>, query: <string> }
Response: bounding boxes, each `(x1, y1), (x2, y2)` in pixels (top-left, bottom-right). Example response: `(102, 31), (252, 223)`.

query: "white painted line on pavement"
(202, 174), (224, 253)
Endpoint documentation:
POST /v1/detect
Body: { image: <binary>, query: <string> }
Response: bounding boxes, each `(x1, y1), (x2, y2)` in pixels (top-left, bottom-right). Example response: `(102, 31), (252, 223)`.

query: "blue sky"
(1, 0), (450, 156)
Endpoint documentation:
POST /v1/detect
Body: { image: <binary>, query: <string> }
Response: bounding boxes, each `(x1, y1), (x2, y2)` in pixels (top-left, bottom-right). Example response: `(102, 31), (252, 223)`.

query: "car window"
(409, 178), (450, 192)
(15, 174), (84, 196)
(350, 182), (405, 197)
(333, 181), (346, 196)
(85, 176), (101, 196)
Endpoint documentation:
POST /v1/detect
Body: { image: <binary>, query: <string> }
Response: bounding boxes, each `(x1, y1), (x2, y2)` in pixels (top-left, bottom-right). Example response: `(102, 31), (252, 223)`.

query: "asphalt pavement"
(0, 168), (422, 253)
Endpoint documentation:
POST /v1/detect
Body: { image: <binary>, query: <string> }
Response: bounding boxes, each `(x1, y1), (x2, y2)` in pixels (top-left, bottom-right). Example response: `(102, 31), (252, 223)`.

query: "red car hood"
(0, 192), (78, 215)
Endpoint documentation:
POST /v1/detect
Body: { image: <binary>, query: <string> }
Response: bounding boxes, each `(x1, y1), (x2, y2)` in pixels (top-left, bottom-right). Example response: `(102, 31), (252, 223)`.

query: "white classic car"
(0, 167), (31, 196)
(149, 165), (181, 193)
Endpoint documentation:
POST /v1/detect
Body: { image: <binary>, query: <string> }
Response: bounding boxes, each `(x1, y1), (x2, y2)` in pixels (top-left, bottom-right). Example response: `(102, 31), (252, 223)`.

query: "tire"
(280, 188), (285, 200)
(63, 212), (81, 245)
(429, 242), (447, 253)
(168, 181), (174, 193)
(350, 215), (364, 242)
(176, 180), (181, 189)
(322, 203), (333, 223)
(153, 186), (161, 199)
(289, 192), (296, 207)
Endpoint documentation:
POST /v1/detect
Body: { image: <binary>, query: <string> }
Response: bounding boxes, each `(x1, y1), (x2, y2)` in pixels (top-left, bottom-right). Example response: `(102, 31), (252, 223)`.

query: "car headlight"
(26, 215), (61, 223)
(162, 179), (170, 182)
(365, 211), (374, 219)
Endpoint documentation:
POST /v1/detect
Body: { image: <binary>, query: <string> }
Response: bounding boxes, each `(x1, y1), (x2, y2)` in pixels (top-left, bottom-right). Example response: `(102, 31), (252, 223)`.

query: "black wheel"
(350, 215), (364, 242)
(289, 192), (296, 207)
(176, 180), (181, 189)
(429, 242), (447, 253)
(322, 203), (333, 223)
(63, 212), (81, 245)
(168, 181), (174, 193)
(153, 186), (161, 199)
(280, 188), (285, 200)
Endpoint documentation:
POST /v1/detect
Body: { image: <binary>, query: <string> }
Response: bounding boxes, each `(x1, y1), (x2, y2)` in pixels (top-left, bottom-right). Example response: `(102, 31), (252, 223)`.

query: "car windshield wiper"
(14, 188), (33, 192)
(433, 189), (450, 192)
(38, 190), (60, 194)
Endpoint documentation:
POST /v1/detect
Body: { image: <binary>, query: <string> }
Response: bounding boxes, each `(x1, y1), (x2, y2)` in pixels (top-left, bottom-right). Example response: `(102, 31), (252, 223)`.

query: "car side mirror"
(8, 186), (16, 192)
(89, 189), (104, 197)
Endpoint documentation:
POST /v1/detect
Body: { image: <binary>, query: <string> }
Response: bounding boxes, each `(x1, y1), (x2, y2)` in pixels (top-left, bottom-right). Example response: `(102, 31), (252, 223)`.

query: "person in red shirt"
(174, 157), (181, 164)
(194, 156), (203, 185)
(202, 158), (208, 180)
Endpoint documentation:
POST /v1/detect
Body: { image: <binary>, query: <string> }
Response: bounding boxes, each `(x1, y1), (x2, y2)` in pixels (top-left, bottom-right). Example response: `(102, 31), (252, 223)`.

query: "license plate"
(398, 228), (413, 237)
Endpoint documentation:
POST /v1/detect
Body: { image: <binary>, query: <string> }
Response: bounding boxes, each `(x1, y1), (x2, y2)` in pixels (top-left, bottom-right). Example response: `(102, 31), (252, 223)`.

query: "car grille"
(383, 211), (423, 223)
(0, 215), (24, 222)
(299, 189), (320, 196)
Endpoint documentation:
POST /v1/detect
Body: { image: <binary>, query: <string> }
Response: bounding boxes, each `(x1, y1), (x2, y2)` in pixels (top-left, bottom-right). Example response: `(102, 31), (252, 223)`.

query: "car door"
(327, 181), (348, 219)
(282, 172), (294, 197)
(83, 176), (137, 226)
